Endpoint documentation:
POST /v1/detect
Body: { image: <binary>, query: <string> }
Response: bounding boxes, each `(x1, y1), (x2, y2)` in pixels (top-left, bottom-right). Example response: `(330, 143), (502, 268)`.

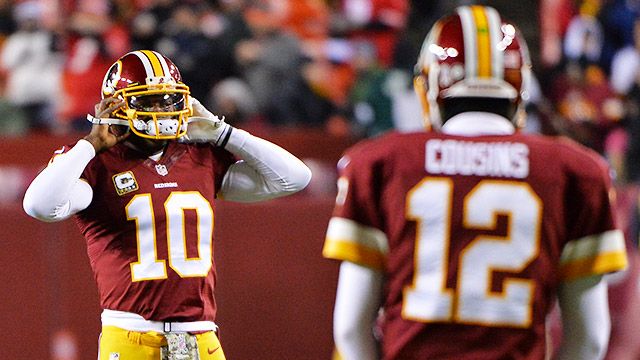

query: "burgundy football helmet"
(413, 5), (531, 130)
(98, 50), (192, 139)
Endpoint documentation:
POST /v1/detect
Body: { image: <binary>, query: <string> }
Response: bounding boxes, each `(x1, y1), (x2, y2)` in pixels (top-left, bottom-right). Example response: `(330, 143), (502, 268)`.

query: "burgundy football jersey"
(323, 130), (627, 359)
(61, 141), (235, 322)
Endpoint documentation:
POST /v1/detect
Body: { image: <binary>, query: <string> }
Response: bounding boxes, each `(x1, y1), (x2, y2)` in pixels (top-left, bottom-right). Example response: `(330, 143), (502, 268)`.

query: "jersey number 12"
(403, 178), (542, 328)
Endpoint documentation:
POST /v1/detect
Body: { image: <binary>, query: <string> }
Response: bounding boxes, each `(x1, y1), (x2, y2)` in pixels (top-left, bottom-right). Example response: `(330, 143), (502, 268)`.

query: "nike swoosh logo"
(208, 346), (220, 354)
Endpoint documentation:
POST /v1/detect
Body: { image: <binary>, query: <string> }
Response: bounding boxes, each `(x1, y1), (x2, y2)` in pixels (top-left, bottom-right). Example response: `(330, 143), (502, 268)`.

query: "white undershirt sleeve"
(555, 275), (610, 360)
(219, 128), (312, 202)
(333, 261), (384, 360)
(23, 139), (95, 222)
(24, 130), (313, 218)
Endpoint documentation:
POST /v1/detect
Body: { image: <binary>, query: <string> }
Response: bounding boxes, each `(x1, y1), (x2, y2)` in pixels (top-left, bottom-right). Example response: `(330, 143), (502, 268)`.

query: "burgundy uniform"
(60, 140), (234, 322)
(323, 130), (627, 359)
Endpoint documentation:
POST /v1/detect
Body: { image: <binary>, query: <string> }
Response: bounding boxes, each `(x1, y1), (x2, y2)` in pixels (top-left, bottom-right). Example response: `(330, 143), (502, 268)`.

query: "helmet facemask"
(112, 82), (191, 140)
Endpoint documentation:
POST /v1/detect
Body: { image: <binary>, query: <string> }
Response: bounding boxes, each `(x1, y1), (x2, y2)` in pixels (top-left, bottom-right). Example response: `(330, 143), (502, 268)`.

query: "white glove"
(180, 97), (233, 146)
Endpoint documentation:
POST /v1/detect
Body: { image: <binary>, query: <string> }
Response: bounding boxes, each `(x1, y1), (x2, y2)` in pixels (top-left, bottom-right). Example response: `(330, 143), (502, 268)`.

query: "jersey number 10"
(125, 191), (214, 282)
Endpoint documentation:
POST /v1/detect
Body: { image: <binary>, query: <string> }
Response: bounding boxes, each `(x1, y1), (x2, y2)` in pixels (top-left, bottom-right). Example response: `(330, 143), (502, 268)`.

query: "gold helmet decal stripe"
(140, 50), (166, 77)
(485, 6), (504, 79)
(471, 5), (491, 78)
(148, 50), (173, 77)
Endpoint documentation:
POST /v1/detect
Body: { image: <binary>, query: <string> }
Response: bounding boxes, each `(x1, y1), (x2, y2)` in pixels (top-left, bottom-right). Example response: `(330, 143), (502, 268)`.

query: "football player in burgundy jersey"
(23, 50), (311, 360)
(323, 6), (627, 360)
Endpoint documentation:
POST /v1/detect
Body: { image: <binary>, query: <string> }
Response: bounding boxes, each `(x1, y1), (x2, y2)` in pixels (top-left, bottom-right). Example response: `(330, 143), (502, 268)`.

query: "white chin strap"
(86, 114), (128, 126)
(87, 114), (184, 136)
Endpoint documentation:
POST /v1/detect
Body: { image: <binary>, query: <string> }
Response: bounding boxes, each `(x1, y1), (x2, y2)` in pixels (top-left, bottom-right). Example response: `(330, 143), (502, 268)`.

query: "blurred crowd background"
(1, 0), (640, 232)
(0, 0), (435, 138)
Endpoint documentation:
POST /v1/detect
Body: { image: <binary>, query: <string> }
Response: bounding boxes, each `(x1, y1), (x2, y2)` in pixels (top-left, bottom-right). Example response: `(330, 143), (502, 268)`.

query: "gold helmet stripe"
(149, 50), (173, 77)
(485, 6), (504, 79)
(140, 50), (165, 77)
(470, 5), (491, 78)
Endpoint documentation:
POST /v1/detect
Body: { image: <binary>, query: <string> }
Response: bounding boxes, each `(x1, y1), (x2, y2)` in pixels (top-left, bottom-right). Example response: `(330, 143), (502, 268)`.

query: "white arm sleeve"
(555, 275), (610, 360)
(23, 139), (95, 222)
(219, 128), (312, 202)
(333, 261), (384, 360)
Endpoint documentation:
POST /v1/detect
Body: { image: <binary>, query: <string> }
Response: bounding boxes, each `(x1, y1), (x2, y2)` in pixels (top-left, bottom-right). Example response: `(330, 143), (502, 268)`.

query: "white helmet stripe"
(485, 6), (504, 79)
(457, 6), (477, 78)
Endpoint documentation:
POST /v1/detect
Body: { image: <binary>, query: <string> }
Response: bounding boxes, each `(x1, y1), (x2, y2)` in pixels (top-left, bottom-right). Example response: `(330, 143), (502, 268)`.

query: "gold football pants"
(98, 325), (226, 360)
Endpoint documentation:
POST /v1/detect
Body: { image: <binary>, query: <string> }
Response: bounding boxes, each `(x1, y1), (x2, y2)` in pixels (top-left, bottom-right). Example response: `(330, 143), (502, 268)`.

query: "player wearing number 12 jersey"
(323, 6), (627, 360)
(23, 50), (311, 360)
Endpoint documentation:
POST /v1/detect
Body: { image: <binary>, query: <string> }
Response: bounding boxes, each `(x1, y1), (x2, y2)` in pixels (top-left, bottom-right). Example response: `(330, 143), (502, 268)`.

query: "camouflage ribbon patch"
(160, 333), (200, 360)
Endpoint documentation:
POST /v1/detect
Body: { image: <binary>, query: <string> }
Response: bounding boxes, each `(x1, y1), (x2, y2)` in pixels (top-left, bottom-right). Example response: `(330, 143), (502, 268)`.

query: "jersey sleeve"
(559, 151), (627, 281)
(210, 146), (236, 195)
(323, 145), (390, 270)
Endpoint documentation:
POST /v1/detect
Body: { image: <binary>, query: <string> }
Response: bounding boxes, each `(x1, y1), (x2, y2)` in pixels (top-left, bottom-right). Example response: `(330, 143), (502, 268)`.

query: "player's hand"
(180, 97), (233, 146)
(83, 97), (129, 153)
